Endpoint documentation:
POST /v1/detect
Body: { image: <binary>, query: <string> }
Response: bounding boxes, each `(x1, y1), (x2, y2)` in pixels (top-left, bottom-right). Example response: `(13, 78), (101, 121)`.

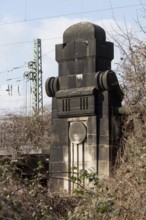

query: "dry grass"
(0, 107), (145, 219)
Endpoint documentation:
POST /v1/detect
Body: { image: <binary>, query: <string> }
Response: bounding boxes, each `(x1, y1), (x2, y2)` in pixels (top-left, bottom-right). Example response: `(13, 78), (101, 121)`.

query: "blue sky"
(0, 0), (145, 114)
(0, 0), (144, 23)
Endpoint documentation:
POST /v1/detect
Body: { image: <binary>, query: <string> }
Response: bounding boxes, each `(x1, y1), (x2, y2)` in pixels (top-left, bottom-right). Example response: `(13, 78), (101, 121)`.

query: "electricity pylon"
(24, 39), (43, 115)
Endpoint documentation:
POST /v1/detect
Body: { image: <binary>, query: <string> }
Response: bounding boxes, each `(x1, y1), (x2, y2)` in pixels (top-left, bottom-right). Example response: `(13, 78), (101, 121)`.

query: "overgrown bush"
(0, 161), (79, 219)
(0, 107), (51, 152)
(67, 107), (146, 220)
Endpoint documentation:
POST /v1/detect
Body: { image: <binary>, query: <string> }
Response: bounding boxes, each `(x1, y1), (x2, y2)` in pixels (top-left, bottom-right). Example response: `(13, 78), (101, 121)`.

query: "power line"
(0, 3), (145, 27)
(0, 2), (145, 92)
(0, 40), (33, 47)
(0, 37), (61, 47)
(0, 64), (27, 75)
(0, 47), (55, 75)
(42, 49), (55, 57)
(0, 24), (144, 48)
(6, 77), (24, 81)
(0, 23), (145, 48)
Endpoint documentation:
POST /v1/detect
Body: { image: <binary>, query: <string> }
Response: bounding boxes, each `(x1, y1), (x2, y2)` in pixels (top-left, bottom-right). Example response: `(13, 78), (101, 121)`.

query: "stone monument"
(45, 22), (123, 193)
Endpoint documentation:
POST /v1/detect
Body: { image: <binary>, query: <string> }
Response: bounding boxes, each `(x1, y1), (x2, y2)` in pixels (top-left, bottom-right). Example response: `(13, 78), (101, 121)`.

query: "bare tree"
(0, 106), (51, 154)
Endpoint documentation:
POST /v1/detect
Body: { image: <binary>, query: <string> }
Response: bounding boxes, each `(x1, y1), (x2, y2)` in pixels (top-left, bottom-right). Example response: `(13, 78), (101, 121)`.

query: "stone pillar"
(45, 22), (123, 193)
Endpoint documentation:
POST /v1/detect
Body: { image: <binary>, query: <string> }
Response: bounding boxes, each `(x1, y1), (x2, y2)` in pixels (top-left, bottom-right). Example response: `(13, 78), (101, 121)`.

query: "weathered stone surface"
(46, 22), (123, 193)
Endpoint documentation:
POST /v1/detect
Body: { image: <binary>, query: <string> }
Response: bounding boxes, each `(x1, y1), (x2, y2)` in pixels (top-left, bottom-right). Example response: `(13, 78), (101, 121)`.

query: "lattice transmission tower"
(24, 39), (43, 115)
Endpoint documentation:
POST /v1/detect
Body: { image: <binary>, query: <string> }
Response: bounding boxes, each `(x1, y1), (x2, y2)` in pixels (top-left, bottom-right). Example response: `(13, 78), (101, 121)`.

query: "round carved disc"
(69, 122), (86, 144)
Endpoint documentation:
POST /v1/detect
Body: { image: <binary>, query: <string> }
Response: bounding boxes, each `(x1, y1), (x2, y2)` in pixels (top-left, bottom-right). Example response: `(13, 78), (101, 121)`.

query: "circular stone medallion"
(69, 122), (86, 144)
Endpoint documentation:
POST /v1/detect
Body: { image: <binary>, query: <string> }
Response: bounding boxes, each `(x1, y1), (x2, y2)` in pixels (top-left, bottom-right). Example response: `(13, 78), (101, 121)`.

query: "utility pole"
(24, 39), (43, 115)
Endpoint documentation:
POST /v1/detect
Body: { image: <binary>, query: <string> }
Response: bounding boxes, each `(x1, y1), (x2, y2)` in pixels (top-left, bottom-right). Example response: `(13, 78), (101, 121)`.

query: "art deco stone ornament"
(45, 22), (123, 193)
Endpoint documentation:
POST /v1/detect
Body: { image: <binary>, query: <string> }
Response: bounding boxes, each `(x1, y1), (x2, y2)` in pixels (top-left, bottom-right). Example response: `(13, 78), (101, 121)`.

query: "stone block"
(46, 21), (123, 193)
